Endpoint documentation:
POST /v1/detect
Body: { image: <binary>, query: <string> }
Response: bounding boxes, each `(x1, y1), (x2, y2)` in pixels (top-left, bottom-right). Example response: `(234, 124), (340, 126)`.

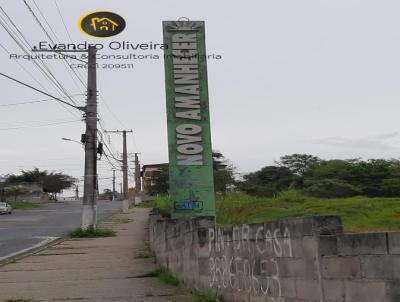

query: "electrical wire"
(53, 0), (73, 43)
(0, 71), (83, 111)
(0, 94), (84, 107)
(0, 11), (83, 118)
(0, 4), (134, 178)
(21, 1), (85, 103)
(0, 42), (48, 92)
(0, 119), (81, 131)
(30, 0), (87, 89)
(0, 5), (85, 114)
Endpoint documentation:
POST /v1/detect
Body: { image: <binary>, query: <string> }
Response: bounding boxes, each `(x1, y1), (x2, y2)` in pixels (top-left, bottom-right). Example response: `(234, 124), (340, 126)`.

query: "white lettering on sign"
(176, 124), (201, 135)
(172, 32), (203, 166)
(175, 96), (200, 109)
(177, 144), (203, 155)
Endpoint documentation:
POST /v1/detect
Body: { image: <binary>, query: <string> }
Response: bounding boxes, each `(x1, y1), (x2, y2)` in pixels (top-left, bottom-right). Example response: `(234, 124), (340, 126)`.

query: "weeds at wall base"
(133, 267), (179, 286)
(191, 290), (225, 302)
(68, 227), (116, 238)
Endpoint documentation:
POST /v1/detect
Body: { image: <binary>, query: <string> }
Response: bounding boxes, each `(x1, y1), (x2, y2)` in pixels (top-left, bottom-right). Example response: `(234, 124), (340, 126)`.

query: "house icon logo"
(79, 11), (125, 38)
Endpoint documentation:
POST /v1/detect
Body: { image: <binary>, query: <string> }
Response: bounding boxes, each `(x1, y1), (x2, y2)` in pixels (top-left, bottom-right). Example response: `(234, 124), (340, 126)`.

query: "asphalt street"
(0, 199), (122, 258)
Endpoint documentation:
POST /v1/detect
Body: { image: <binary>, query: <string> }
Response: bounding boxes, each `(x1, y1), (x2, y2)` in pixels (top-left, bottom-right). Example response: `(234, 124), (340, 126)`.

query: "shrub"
(303, 179), (361, 198)
(277, 189), (306, 203)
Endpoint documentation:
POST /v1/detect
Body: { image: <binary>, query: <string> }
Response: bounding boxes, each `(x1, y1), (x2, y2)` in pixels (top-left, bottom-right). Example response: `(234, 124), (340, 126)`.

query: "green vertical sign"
(162, 20), (215, 218)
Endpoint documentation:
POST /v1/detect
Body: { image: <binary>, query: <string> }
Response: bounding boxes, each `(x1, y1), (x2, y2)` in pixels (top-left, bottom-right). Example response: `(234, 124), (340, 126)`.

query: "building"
(141, 163), (168, 194)
(1, 182), (48, 203)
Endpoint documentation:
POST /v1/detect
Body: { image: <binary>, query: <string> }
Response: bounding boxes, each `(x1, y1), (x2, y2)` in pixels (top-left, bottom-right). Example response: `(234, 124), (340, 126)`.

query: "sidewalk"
(0, 208), (190, 302)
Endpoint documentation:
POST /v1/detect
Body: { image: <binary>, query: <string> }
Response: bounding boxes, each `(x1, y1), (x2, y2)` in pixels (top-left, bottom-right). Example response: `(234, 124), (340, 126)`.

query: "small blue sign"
(174, 200), (203, 210)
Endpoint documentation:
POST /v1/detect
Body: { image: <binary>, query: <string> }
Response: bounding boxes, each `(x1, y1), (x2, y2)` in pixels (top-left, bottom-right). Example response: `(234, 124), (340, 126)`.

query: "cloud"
(312, 132), (399, 151)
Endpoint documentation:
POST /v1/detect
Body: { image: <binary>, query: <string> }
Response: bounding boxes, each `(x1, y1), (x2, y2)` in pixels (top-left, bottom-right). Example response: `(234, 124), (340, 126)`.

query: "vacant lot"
(146, 191), (400, 232)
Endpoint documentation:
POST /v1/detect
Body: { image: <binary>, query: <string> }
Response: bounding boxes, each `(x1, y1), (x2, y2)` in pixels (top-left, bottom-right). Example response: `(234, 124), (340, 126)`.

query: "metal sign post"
(163, 20), (215, 218)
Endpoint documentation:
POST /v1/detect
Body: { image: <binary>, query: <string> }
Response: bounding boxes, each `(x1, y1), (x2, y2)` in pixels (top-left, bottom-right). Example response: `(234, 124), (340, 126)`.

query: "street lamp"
(61, 138), (84, 201)
(61, 137), (99, 208)
(61, 138), (84, 150)
(61, 137), (82, 144)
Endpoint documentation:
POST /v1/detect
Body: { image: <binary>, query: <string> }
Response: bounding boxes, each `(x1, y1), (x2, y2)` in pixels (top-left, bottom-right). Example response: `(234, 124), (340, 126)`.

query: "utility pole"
(82, 46), (98, 230)
(30, 46), (98, 230)
(104, 130), (133, 199)
(122, 130), (128, 199)
(134, 153), (141, 191)
(112, 169), (116, 201)
(75, 185), (79, 200)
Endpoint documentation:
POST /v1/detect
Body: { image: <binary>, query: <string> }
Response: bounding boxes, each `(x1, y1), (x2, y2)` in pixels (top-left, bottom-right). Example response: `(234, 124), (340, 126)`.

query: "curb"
(0, 206), (128, 267)
(0, 236), (66, 267)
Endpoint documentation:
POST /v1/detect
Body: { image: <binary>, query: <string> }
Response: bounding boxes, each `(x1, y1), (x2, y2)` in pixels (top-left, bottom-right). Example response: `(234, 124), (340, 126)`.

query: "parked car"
(0, 202), (12, 214)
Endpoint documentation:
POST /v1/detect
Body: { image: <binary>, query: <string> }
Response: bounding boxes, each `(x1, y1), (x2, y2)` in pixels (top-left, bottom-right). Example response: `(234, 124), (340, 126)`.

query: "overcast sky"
(1, 0), (400, 196)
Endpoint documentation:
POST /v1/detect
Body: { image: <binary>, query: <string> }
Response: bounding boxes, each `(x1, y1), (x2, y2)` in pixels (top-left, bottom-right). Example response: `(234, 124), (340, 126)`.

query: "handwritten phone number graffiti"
(208, 225), (292, 301)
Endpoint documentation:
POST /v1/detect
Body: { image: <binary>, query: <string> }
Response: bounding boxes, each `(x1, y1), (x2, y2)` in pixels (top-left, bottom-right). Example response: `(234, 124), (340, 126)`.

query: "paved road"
(0, 199), (122, 258)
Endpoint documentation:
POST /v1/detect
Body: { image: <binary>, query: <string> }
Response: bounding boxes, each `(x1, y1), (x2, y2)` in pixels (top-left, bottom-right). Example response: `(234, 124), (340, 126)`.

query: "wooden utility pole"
(75, 185), (79, 200)
(112, 169), (116, 201)
(122, 130), (128, 198)
(82, 46), (98, 230)
(104, 130), (133, 199)
(134, 153), (141, 191)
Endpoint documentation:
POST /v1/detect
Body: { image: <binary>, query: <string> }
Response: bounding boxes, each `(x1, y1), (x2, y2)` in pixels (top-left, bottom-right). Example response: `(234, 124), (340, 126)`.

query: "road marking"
(0, 236), (59, 262)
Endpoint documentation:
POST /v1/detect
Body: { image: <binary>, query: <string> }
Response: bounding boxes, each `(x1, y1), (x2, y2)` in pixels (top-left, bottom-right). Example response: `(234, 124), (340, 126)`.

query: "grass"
(150, 191), (400, 232)
(191, 291), (224, 302)
(134, 249), (155, 259)
(137, 195), (171, 217)
(134, 267), (179, 286)
(8, 201), (39, 210)
(68, 227), (116, 238)
(135, 199), (156, 208)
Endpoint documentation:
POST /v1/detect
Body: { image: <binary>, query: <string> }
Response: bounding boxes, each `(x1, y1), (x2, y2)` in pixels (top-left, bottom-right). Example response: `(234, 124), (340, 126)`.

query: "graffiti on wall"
(208, 224), (293, 300)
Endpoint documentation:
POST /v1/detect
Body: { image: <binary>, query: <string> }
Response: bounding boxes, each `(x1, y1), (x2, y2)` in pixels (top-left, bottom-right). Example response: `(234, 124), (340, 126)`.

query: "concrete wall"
(149, 214), (400, 302)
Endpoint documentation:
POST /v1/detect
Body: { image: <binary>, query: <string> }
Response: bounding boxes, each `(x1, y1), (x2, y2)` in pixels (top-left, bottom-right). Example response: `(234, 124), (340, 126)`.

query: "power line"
(0, 42), (48, 92)
(0, 119), (81, 131)
(30, 0), (87, 89)
(22, 0), (86, 101)
(98, 126), (120, 160)
(0, 10), (83, 117)
(0, 94), (84, 107)
(98, 95), (127, 128)
(53, 0), (73, 42)
(0, 117), (81, 125)
(1, 5), (84, 110)
(0, 71), (83, 111)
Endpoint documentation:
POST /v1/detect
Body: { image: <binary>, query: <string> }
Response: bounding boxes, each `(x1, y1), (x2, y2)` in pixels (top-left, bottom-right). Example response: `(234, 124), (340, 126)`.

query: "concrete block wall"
(149, 214), (400, 302)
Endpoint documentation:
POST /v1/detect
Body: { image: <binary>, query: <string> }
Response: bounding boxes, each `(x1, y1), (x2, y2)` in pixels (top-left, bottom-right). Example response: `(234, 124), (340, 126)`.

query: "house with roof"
(90, 17), (119, 32)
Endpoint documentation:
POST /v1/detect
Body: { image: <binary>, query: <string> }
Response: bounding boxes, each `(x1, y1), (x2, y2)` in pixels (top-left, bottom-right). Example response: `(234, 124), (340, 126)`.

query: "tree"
(147, 152), (235, 195)
(303, 179), (361, 198)
(5, 168), (46, 184)
(238, 166), (294, 196)
(277, 154), (321, 176)
(302, 158), (400, 197)
(348, 159), (393, 196)
(213, 151), (235, 193)
(303, 159), (354, 185)
(42, 172), (76, 200)
(4, 169), (76, 201)
(148, 166), (169, 196)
